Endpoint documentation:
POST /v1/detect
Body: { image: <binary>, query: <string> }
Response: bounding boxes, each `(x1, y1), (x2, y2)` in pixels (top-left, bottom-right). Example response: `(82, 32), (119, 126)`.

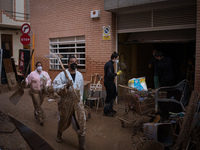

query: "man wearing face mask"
(23, 62), (52, 126)
(103, 52), (122, 117)
(52, 55), (86, 150)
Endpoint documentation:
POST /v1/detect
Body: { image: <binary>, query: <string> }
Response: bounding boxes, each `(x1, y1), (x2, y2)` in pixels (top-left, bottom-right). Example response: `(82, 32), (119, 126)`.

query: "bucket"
(143, 123), (173, 147)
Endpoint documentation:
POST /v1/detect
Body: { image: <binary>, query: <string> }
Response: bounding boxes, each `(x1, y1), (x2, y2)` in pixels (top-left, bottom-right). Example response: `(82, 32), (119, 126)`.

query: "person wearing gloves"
(103, 52), (122, 117)
(52, 55), (86, 150)
(23, 61), (52, 126)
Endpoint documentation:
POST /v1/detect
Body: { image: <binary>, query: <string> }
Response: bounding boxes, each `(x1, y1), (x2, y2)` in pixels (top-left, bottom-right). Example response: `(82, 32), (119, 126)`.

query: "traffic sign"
(21, 23), (31, 34)
(103, 26), (111, 40)
(20, 34), (30, 45)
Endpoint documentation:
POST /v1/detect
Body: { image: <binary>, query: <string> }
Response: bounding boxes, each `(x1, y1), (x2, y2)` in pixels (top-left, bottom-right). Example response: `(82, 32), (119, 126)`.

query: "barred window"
(49, 36), (85, 70)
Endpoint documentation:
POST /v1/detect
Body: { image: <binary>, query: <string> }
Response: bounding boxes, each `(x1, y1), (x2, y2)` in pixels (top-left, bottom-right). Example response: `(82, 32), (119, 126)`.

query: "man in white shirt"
(52, 55), (86, 150)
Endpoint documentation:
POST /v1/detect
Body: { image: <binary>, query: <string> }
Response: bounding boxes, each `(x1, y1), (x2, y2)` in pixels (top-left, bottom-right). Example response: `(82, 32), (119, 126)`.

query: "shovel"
(45, 54), (80, 102)
(9, 114), (54, 150)
(9, 49), (35, 105)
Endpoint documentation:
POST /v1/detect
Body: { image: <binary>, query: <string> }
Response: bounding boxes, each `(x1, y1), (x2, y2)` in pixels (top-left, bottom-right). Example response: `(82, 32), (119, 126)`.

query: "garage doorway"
(118, 34), (195, 90)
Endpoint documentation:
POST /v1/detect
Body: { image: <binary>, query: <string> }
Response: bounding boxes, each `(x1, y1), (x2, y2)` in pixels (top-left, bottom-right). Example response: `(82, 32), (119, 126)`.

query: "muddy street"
(0, 89), (139, 150)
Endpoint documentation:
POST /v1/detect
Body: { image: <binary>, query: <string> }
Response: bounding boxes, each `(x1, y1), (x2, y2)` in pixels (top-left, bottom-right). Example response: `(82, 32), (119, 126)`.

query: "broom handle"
(24, 49), (34, 79)
(57, 57), (80, 102)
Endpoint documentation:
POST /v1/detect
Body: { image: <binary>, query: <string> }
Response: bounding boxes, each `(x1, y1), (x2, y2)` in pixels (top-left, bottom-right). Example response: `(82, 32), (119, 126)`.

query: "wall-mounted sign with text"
(103, 26), (111, 40)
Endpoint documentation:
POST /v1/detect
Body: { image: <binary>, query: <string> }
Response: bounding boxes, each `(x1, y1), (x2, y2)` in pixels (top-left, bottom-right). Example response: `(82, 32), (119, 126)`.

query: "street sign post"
(20, 23), (31, 45)
(21, 23), (30, 34)
(20, 34), (30, 45)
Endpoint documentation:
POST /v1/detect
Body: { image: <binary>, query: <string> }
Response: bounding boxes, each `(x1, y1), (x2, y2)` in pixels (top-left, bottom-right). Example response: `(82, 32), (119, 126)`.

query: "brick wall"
(195, 0), (200, 92)
(30, 0), (116, 83)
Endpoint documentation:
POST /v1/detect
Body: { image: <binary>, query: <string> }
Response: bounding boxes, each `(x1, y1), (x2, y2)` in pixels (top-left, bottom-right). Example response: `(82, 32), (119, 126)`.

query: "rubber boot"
(39, 118), (44, 126)
(110, 108), (117, 114)
(78, 135), (87, 150)
(56, 131), (63, 143)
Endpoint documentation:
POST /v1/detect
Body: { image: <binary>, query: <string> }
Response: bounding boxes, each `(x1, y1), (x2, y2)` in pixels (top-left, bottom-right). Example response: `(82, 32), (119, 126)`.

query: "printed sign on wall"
(103, 26), (111, 40)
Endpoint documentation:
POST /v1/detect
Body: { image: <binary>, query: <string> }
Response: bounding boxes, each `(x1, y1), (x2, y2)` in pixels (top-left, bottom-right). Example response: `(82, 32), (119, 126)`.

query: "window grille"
(49, 36), (85, 70)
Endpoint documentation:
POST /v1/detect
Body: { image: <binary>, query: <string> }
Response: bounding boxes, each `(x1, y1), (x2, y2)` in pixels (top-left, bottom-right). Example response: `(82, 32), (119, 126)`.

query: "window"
(49, 36), (85, 70)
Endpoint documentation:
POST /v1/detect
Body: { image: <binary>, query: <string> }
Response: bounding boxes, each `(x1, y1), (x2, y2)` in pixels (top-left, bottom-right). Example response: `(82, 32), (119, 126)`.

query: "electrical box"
(91, 10), (100, 18)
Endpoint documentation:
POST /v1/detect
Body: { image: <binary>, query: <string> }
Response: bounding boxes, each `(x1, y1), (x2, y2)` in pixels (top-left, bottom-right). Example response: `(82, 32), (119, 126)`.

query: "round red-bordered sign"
(21, 23), (31, 34)
(20, 34), (31, 45)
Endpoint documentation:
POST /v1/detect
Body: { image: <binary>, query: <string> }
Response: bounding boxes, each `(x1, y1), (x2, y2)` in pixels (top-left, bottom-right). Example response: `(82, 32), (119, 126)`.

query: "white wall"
(15, 0), (25, 20)
(0, 29), (23, 64)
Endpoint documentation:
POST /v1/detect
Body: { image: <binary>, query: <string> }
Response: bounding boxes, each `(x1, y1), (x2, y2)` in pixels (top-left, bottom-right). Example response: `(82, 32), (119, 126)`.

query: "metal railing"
(3, 11), (30, 21)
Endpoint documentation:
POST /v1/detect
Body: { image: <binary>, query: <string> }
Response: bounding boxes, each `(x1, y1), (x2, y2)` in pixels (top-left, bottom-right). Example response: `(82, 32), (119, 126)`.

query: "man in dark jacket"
(155, 51), (174, 87)
(149, 49), (159, 89)
(104, 52), (122, 117)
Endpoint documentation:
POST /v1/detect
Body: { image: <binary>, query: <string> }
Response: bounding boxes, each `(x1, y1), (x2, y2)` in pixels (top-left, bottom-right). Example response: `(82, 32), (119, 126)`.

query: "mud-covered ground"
(0, 88), (147, 150)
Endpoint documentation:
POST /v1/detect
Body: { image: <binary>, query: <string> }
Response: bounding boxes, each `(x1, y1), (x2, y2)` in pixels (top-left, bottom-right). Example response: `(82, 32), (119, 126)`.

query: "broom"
(9, 49), (34, 105)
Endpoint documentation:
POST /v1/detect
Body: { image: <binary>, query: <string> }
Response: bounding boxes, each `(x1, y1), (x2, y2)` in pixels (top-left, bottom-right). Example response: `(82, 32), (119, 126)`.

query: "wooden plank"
(3, 58), (13, 73)
(6, 72), (18, 91)
(172, 90), (200, 150)
(3, 58), (18, 90)
(191, 129), (200, 150)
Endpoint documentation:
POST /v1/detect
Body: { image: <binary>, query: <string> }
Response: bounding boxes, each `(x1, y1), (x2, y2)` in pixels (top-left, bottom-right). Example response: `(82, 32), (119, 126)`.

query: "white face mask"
(37, 66), (42, 71)
(114, 60), (119, 63)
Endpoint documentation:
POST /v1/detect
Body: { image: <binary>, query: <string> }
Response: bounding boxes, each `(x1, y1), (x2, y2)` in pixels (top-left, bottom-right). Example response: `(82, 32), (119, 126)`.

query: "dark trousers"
(104, 82), (117, 113)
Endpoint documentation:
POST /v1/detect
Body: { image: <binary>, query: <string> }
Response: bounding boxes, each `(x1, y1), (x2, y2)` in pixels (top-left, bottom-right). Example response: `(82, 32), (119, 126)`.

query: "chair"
(155, 79), (191, 122)
(86, 84), (103, 113)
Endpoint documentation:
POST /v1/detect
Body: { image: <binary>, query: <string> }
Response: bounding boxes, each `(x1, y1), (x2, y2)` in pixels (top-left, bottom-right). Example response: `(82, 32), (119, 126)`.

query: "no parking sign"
(103, 26), (111, 40)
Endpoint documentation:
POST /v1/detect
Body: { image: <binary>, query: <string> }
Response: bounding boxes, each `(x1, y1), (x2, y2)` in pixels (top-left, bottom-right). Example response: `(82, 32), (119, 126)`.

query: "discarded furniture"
(117, 84), (155, 127)
(85, 84), (103, 113)
(83, 80), (91, 101)
(172, 90), (200, 150)
(143, 123), (173, 147)
(155, 79), (191, 122)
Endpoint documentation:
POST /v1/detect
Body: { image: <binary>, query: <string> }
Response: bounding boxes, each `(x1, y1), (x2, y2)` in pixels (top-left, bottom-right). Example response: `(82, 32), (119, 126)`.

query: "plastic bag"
(128, 77), (148, 91)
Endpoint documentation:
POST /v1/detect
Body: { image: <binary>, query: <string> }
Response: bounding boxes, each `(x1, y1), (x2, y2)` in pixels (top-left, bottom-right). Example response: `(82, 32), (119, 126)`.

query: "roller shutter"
(117, 5), (196, 33)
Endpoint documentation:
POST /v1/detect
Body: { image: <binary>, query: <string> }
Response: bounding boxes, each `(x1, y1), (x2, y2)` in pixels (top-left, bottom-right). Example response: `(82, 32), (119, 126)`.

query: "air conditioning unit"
(91, 10), (100, 18)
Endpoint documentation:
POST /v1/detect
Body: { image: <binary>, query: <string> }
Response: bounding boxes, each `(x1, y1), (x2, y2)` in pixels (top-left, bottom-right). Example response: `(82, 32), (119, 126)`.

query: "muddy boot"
(56, 131), (63, 143)
(39, 119), (44, 126)
(78, 135), (87, 150)
(110, 108), (117, 114)
(34, 111), (38, 120)
(38, 114), (44, 126)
